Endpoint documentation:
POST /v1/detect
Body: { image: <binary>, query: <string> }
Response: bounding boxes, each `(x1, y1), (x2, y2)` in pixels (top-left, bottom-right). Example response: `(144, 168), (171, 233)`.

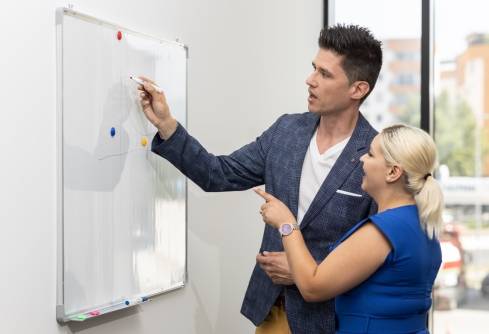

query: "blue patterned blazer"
(152, 111), (377, 333)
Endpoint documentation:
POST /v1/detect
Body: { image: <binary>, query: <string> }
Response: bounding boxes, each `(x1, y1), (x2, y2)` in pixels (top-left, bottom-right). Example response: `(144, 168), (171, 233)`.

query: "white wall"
(0, 1), (322, 333)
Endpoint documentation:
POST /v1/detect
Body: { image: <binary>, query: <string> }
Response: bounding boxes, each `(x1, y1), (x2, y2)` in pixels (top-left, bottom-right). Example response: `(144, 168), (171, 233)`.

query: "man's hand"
(256, 251), (294, 285)
(137, 76), (177, 139)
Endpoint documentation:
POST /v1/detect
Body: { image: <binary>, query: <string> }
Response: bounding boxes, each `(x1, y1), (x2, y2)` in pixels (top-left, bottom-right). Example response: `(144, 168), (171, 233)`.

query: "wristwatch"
(278, 222), (299, 237)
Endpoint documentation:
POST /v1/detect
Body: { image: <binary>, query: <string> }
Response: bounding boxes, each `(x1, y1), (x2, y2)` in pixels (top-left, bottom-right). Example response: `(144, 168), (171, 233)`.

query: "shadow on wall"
(64, 85), (131, 192)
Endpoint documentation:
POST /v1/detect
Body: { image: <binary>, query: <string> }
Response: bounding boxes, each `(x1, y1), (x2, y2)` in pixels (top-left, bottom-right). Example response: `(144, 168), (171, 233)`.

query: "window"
(433, 1), (489, 332)
(330, 0), (421, 131)
(327, 1), (489, 332)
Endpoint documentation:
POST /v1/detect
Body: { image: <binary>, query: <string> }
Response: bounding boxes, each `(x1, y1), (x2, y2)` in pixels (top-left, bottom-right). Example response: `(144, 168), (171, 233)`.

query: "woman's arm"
(255, 188), (391, 302)
(282, 222), (391, 302)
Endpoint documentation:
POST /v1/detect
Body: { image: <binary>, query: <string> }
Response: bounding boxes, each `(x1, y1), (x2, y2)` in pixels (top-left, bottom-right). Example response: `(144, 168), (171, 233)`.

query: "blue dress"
(330, 205), (442, 334)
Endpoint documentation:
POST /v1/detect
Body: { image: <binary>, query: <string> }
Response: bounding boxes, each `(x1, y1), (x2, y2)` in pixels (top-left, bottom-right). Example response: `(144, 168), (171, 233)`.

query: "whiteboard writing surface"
(56, 8), (187, 322)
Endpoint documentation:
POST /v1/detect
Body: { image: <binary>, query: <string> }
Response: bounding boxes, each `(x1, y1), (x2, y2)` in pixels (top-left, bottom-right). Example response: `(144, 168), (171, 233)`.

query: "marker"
(93, 300), (130, 314)
(72, 314), (87, 321)
(124, 298), (140, 306)
(124, 296), (150, 306)
(129, 76), (163, 93)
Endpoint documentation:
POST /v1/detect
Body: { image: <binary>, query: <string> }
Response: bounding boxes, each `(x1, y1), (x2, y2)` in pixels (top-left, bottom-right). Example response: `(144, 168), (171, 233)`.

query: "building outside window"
(331, 0), (421, 131)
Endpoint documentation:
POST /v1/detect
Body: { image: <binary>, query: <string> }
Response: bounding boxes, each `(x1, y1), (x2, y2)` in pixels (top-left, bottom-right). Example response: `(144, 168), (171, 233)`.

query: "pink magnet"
(89, 311), (100, 316)
(117, 31), (122, 40)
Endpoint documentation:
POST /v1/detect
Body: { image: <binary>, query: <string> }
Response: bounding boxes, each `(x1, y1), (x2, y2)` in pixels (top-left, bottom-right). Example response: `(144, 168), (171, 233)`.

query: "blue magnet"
(110, 127), (116, 137)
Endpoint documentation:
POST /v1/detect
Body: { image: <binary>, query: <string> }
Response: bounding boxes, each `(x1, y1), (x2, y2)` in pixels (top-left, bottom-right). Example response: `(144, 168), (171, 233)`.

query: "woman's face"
(360, 135), (389, 195)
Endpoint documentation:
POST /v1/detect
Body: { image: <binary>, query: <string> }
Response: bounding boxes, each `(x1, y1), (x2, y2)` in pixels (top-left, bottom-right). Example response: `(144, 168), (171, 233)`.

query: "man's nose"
(306, 72), (317, 87)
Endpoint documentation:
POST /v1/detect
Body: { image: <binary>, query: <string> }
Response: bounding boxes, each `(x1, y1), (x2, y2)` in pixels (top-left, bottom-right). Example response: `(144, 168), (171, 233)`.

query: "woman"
(255, 124), (443, 334)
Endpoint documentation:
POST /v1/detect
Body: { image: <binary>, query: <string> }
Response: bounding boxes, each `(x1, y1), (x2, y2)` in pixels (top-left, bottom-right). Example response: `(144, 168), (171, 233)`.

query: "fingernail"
(262, 251), (269, 255)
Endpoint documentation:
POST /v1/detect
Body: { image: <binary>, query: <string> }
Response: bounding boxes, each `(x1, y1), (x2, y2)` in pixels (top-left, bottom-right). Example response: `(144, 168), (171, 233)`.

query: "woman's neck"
(374, 191), (416, 213)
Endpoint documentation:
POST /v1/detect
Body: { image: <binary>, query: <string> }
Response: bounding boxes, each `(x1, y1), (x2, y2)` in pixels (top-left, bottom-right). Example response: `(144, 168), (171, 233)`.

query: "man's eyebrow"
(312, 62), (333, 77)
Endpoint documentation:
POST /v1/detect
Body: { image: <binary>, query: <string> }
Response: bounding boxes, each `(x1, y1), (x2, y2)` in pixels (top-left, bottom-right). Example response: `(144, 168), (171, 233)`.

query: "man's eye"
(320, 71), (330, 78)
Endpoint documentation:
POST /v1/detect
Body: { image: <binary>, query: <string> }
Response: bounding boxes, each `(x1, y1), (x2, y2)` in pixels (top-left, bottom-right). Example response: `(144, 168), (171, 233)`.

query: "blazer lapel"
(299, 113), (373, 229)
(287, 113), (320, 217)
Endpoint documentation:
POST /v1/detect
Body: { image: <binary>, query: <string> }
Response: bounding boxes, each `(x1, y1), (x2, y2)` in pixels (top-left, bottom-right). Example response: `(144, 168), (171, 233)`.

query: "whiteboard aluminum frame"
(55, 7), (188, 323)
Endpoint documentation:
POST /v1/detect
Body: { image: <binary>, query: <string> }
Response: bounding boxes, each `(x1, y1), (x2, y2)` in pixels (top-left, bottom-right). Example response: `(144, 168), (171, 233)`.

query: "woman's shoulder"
(370, 205), (419, 232)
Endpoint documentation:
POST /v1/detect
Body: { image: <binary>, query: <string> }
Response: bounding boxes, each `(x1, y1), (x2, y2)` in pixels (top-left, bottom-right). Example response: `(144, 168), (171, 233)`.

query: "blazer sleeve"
(151, 115), (285, 192)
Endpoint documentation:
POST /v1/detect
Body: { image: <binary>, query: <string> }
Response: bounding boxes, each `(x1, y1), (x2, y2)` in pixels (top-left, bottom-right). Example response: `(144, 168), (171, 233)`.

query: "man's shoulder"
(356, 112), (378, 141)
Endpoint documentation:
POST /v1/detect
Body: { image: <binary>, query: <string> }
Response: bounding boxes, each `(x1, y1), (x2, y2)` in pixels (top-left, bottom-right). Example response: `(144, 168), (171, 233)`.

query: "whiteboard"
(56, 8), (187, 322)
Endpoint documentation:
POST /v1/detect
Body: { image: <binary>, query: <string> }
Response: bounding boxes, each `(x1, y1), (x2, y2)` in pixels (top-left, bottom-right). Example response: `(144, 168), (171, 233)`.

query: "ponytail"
(414, 175), (444, 238)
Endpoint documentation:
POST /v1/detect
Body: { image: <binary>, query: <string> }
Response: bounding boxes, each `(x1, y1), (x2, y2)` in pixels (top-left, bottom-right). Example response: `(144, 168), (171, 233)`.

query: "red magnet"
(117, 31), (122, 40)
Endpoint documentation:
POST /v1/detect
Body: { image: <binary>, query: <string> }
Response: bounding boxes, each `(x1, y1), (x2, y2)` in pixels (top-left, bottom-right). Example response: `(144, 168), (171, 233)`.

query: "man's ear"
(350, 81), (370, 101)
(386, 165), (404, 183)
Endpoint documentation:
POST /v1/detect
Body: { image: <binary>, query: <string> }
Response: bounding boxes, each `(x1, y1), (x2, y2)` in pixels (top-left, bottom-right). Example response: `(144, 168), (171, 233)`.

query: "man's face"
(306, 48), (354, 115)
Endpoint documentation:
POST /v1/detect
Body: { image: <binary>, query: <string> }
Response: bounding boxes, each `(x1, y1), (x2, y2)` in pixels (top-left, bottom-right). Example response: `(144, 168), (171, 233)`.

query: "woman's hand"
(254, 188), (296, 229)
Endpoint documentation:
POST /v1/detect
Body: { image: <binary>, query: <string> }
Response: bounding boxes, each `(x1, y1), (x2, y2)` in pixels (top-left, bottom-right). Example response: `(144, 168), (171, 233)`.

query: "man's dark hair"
(319, 24), (382, 103)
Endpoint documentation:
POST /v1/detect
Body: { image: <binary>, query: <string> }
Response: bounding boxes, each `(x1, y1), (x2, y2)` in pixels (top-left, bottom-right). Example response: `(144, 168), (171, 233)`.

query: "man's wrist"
(157, 118), (178, 140)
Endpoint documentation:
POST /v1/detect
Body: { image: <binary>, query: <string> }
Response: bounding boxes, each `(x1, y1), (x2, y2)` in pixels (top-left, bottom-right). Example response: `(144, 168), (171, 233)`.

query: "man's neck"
(315, 108), (359, 154)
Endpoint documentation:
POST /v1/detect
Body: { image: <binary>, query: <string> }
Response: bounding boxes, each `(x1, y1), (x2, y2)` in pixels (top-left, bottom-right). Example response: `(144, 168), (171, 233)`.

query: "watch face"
(280, 223), (293, 235)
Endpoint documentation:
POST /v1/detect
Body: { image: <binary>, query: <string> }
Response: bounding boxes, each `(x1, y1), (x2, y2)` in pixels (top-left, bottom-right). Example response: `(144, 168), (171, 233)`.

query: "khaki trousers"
(255, 302), (291, 334)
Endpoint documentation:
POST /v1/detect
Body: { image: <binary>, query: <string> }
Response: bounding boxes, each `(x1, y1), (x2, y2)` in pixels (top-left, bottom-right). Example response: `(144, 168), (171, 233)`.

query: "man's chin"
(307, 106), (320, 114)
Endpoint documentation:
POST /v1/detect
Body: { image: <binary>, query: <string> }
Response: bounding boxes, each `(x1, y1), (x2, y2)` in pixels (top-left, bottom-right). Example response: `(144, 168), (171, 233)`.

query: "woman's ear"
(386, 165), (404, 183)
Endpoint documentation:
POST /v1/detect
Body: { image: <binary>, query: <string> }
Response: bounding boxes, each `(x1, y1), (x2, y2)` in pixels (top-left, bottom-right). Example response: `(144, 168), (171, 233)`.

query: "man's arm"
(138, 77), (282, 192)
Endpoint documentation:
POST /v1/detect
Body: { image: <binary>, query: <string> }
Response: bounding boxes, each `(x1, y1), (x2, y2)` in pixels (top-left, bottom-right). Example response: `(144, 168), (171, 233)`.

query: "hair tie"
(424, 173), (431, 180)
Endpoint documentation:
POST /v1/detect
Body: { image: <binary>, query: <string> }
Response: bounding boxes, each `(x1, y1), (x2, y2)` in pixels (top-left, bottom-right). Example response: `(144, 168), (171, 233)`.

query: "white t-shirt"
(297, 129), (350, 224)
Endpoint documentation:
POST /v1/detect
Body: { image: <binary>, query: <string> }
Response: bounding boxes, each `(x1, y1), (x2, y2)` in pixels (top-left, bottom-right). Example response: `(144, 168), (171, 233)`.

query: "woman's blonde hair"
(379, 124), (444, 238)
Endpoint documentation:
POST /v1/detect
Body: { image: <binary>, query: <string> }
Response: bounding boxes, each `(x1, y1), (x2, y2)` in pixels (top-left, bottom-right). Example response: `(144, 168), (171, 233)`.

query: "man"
(138, 24), (382, 334)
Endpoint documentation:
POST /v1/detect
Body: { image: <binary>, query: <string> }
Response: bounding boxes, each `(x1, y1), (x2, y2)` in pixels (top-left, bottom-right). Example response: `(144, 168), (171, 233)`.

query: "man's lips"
(308, 91), (317, 102)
